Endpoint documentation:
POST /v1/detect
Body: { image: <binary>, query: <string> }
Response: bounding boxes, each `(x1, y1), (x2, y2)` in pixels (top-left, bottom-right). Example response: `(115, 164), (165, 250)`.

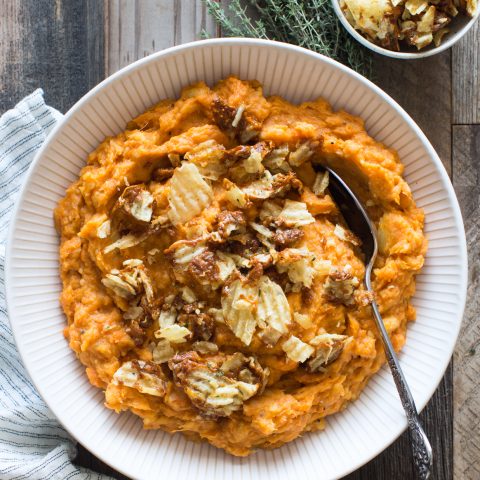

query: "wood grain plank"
(106, 0), (175, 74)
(105, 0), (217, 76)
(372, 52), (452, 175)
(453, 23), (480, 124)
(452, 125), (480, 480)
(0, 0), (104, 113)
(174, 0), (218, 45)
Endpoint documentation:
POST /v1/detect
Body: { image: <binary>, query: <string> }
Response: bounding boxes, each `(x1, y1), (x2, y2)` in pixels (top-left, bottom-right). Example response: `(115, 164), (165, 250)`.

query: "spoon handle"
(369, 297), (433, 480)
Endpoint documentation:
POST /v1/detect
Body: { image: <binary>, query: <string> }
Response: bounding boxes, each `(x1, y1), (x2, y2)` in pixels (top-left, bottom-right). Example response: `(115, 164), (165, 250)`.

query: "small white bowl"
(332, 0), (480, 59)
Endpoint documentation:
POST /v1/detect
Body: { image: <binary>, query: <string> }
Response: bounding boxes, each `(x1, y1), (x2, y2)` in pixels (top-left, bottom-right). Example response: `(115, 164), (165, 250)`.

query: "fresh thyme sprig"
(203, 0), (372, 78)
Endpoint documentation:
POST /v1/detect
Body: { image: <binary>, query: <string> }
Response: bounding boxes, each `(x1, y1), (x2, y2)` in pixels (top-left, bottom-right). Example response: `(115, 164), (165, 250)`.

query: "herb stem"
(203, 0), (372, 77)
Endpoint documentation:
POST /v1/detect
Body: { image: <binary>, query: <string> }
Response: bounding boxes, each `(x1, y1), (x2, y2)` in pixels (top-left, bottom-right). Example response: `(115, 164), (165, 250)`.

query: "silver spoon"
(317, 165), (433, 480)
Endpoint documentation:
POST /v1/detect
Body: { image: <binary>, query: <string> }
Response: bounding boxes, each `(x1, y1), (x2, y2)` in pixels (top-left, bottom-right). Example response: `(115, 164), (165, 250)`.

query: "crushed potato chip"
(282, 336), (315, 363)
(192, 341), (219, 354)
(155, 324), (191, 343)
(249, 222), (274, 239)
(276, 248), (317, 288)
(171, 242), (207, 265)
(263, 145), (291, 173)
(341, 0), (476, 51)
(173, 362), (258, 417)
(405, 0), (429, 15)
(308, 334), (350, 372)
(259, 200), (283, 225)
(243, 149), (264, 174)
(257, 276), (292, 336)
(279, 200), (315, 227)
(158, 308), (177, 328)
(151, 339), (175, 364)
(343, 0), (396, 42)
(222, 279), (258, 346)
(123, 258), (143, 267)
(101, 274), (136, 298)
(103, 232), (147, 253)
(323, 265), (360, 306)
(130, 189), (154, 223)
(231, 104), (245, 128)
(466, 0), (477, 16)
(312, 170), (329, 196)
(288, 142), (316, 167)
(168, 162), (213, 225)
(216, 252), (237, 283)
(113, 360), (166, 396)
(293, 312), (313, 329)
(224, 179), (248, 208)
(333, 224), (361, 246)
(97, 219), (111, 238)
(184, 140), (227, 180)
(242, 172), (274, 200)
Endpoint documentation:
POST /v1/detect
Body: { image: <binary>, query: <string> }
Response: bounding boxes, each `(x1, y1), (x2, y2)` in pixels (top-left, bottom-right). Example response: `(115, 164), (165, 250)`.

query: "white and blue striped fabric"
(0, 90), (112, 480)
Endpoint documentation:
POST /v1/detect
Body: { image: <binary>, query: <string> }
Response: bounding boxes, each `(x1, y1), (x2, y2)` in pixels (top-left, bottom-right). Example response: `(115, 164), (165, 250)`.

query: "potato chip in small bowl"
(333, 0), (479, 58)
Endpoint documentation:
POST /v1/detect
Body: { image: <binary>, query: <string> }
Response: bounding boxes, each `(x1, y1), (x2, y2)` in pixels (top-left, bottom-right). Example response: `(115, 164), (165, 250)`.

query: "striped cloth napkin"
(0, 90), (112, 480)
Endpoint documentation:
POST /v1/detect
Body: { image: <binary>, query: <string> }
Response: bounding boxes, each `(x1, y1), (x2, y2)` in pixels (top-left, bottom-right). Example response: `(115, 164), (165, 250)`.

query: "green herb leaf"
(203, 0), (372, 78)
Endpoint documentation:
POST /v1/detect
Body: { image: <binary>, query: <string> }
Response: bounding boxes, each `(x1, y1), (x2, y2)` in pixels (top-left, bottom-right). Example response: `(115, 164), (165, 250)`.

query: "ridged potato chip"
(184, 140), (227, 180)
(168, 162), (213, 225)
(279, 200), (315, 227)
(257, 276), (291, 335)
(293, 312), (313, 329)
(276, 248), (317, 288)
(312, 170), (329, 196)
(342, 0), (476, 51)
(155, 324), (191, 343)
(151, 339), (175, 364)
(282, 336), (315, 363)
(113, 361), (166, 397)
(222, 279), (258, 346)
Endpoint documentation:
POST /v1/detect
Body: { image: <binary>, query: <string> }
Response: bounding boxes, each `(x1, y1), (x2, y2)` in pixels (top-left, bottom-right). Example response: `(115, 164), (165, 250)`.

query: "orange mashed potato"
(54, 77), (426, 456)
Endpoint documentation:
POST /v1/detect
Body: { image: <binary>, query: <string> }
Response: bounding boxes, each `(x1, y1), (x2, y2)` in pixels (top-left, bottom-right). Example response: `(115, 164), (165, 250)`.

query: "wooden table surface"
(1, 1), (478, 479)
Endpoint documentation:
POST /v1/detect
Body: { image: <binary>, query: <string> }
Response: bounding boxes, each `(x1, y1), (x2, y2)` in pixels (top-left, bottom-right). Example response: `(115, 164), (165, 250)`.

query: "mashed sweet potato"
(54, 76), (426, 456)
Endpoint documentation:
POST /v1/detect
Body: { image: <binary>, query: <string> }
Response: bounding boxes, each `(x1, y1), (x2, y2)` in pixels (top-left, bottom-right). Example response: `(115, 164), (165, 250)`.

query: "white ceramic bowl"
(5, 39), (467, 480)
(332, 0), (480, 59)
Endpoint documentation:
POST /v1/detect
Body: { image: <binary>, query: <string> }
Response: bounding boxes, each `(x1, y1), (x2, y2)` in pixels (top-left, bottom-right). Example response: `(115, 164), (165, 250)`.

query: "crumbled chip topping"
(97, 219), (111, 238)
(93, 104), (371, 417)
(278, 200), (315, 227)
(257, 276), (292, 336)
(323, 265), (360, 306)
(151, 339), (175, 364)
(308, 334), (351, 372)
(168, 162), (214, 225)
(282, 336), (315, 363)
(113, 360), (167, 397)
(103, 232), (148, 254)
(168, 351), (269, 418)
(341, 0), (476, 52)
(221, 279), (259, 346)
(333, 224), (361, 247)
(112, 184), (154, 229)
(275, 248), (318, 289)
(293, 312), (313, 329)
(184, 140), (227, 180)
(155, 324), (192, 343)
(288, 141), (317, 167)
(312, 170), (329, 196)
